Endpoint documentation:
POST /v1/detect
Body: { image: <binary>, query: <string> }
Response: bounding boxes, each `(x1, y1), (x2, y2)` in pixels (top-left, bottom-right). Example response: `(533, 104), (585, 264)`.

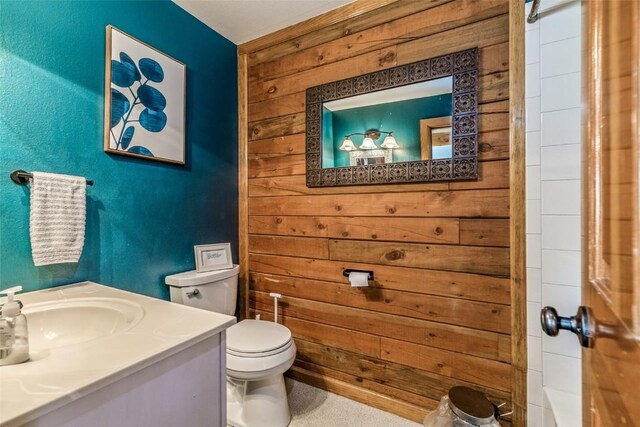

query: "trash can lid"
(448, 386), (496, 425)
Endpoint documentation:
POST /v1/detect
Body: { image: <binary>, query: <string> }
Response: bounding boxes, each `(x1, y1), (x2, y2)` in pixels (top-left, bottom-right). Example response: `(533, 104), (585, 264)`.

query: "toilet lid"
(227, 320), (292, 355)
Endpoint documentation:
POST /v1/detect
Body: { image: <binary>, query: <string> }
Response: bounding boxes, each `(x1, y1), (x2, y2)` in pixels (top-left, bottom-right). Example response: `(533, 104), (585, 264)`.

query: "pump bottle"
(0, 286), (29, 366)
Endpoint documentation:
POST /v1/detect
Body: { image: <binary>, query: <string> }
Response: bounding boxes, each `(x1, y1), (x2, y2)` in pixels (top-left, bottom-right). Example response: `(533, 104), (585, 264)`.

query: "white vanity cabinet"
(0, 282), (235, 427)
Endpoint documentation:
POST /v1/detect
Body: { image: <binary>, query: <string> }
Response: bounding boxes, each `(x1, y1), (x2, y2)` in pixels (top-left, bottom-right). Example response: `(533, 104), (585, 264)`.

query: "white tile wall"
(542, 216), (580, 251)
(528, 404), (544, 427)
(528, 335), (543, 371)
(541, 144), (581, 180)
(527, 131), (541, 165)
(527, 234), (542, 269)
(526, 29), (540, 64)
(528, 301), (542, 338)
(540, 73), (580, 111)
(527, 200), (542, 234)
(526, 96), (541, 131)
(543, 328), (582, 359)
(541, 250), (581, 286)
(527, 63), (541, 97)
(540, 37), (581, 78)
(542, 352), (582, 395)
(527, 267), (542, 303)
(542, 181), (580, 215)
(528, 369), (544, 406)
(541, 109), (581, 146)
(539, 0), (581, 44)
(526, 166), (542, 199)
(525, 1), (582, 425)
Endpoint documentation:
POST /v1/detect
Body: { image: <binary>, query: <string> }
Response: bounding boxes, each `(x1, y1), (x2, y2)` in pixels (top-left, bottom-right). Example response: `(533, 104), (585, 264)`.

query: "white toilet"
(165, 266), (296, 427)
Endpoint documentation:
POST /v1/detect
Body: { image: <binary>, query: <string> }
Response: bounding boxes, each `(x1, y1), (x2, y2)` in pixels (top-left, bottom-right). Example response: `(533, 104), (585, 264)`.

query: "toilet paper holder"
(342, 269), (374, 281)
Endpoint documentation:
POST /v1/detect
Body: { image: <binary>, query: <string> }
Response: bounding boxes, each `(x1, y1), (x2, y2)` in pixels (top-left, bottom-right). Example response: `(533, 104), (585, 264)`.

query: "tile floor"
(286, 379), (422, 427)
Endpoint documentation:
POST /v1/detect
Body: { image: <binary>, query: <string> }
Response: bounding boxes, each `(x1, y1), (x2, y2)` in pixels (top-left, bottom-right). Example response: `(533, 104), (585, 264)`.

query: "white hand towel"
(29, 171), (86, 266)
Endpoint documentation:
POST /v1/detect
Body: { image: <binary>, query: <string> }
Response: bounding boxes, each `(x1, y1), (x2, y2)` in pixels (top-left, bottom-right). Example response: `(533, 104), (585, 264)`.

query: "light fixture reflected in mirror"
(380, 132), (399, 149)
(339, 137), (357, 151)
(359, 136), (378, 150)
(339, 129), (399, 151)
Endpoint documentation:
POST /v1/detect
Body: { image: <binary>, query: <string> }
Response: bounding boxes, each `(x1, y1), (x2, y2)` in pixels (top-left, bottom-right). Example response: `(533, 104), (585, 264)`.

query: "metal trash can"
(423, 386), (507, 426)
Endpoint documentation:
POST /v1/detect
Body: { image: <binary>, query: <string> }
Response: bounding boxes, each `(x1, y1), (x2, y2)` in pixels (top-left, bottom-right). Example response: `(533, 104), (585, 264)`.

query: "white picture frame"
(194, 243), (232, 273)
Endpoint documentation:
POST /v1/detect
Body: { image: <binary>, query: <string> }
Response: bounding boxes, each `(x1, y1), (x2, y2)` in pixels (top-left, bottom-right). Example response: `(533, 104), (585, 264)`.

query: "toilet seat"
(227, 339), (294, 358)
(226, 320), (296, 381)
(227, 319), (292, 355)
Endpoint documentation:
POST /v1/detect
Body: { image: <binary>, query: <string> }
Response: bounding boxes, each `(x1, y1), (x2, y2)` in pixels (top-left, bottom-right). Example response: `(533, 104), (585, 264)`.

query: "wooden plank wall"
(240, 0), (512, 422)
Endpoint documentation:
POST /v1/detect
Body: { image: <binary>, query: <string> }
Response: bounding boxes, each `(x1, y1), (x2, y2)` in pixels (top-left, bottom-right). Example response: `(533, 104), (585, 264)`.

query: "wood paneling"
(242, 1), (512, 422)
(248, 189), (510, 218)
(249, 254), (511, 304)
(247, 159), (507, 196)
(460, 219), (510, 247)
(328, 239), (510, 275)
(508, 0), (527, 424)
(288, 339), (511, 408)
(249, 215), (461, 244)
(252, 284), (509, 335)
(238, 52), (249, 319)
(249, 235), (329, 259)
(380, 337), (511, 391)
(239, 0), (403, 55)
(249, 0), (508, 81)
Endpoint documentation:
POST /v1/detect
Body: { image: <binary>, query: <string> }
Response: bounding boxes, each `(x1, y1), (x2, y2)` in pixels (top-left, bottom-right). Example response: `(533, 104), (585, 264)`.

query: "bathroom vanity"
(0, 282), (236, 427)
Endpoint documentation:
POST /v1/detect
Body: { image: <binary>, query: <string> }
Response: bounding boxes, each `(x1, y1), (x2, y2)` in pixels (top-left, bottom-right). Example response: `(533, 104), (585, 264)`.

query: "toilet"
(165, 266), (296, 427)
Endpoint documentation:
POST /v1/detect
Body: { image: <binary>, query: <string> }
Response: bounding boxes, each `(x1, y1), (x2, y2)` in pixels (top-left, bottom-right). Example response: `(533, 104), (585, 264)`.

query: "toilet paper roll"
(348, 271), (369, 287)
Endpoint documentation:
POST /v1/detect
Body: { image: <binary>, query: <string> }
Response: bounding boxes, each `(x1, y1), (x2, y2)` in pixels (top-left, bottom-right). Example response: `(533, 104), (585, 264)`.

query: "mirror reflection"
(321, 76), (453, 169)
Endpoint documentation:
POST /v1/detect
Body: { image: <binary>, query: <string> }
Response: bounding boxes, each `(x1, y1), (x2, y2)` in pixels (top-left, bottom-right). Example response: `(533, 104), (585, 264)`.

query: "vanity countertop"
(0, 281), (236, 426)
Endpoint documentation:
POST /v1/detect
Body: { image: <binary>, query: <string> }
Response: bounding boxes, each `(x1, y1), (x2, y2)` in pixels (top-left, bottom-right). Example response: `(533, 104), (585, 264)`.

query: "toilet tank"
(165, 265), (239, 315)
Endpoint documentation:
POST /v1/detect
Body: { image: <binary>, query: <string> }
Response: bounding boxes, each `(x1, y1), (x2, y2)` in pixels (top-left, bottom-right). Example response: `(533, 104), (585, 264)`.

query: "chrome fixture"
(186, 289), (200, 298)
(541, 306), (594, 348)
(527, 0), (541, 23)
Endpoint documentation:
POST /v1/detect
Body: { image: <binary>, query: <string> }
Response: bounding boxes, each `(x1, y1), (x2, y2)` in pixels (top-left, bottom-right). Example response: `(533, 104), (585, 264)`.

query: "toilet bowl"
(165, 267), (296, 427)
(226, 319), (296, 427)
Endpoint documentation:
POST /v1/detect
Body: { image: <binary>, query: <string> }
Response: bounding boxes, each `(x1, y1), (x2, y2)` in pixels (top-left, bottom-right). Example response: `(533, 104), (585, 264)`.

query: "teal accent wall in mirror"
(305, 48), (479, 187)
(325, 93), (453, 168)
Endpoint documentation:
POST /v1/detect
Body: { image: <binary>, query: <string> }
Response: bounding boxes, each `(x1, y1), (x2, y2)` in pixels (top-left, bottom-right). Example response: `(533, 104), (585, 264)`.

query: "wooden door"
(583, 1), (640, 425)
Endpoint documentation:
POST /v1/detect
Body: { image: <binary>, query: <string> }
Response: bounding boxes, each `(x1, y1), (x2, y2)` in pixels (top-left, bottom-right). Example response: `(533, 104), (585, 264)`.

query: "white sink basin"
(23, 297), (145, 350)
(1, 282), (236, 427)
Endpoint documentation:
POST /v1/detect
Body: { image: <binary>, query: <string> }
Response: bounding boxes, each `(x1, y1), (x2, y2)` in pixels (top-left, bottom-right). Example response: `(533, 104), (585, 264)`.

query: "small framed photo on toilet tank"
(194, 243), (233, 272)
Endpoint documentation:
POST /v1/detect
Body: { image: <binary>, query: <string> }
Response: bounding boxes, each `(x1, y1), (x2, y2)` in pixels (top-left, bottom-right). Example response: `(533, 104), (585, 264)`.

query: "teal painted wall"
(321, 107), (334, 168)
(327, 95), (452, 167)
(0, 1), (238, 300)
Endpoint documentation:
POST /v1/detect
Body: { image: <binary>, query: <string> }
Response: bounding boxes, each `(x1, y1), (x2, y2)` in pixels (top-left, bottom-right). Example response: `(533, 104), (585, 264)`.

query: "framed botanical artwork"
(194, 243), (233, 273)
(104, 25), (186, 165)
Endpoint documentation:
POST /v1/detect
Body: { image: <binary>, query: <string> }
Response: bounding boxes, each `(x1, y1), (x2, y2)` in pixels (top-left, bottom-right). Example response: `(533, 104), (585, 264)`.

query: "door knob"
(540, 306), (594, 348)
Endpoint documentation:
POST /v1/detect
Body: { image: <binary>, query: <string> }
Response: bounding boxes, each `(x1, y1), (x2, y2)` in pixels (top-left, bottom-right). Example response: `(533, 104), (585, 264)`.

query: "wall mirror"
(305, 47), (479, 187)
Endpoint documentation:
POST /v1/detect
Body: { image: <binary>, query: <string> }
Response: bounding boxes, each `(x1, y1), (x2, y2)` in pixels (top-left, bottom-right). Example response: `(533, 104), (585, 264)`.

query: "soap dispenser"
(0, 286), (29, 366)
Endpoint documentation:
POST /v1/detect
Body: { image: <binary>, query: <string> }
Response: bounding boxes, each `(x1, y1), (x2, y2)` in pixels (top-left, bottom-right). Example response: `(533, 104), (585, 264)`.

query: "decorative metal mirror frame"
(305, 47), (479, 187)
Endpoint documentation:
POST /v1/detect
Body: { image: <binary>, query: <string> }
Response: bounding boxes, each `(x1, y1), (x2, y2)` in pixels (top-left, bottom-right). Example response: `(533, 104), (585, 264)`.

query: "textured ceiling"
(172, 0), (354, 45)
